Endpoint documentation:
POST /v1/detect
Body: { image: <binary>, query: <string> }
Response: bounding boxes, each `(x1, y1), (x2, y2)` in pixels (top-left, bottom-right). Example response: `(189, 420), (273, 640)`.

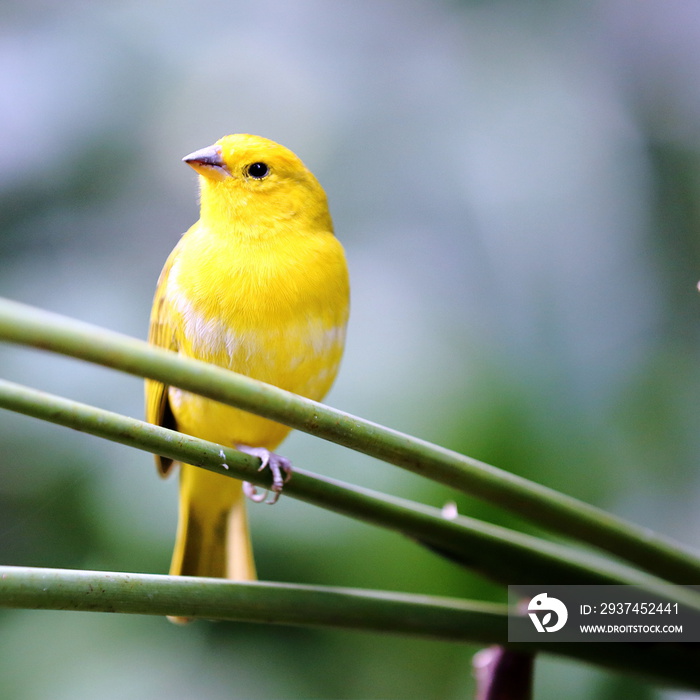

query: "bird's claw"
(238, 446), (292, 505)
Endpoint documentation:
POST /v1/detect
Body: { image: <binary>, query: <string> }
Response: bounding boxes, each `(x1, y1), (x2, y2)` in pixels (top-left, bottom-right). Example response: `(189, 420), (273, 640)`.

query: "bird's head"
(183, 134), (332, 236)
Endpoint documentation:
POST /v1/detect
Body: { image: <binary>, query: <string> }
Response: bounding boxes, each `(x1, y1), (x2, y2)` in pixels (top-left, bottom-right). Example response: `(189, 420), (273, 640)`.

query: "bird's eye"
(246, 162), (270, 179)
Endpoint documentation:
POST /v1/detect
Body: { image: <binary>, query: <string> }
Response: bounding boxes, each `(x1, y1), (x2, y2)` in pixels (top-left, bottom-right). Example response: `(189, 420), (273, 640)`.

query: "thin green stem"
(1, 377), (700, 614)
(0, 565), (505, 639)
(0, 565), (698, 689)
(0, 297), (699, 584)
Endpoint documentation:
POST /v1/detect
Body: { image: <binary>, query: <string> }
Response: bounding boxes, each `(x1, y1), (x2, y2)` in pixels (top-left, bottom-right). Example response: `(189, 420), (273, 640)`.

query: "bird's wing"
(145, 252), (179, 476)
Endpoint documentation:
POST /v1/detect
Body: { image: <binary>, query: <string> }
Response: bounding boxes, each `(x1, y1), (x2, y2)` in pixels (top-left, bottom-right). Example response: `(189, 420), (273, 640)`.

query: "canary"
(145, 134), (349, 593)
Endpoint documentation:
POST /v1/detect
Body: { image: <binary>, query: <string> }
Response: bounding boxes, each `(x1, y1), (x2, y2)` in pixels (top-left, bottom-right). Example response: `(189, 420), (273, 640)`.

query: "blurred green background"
(1, 1), (699, 698)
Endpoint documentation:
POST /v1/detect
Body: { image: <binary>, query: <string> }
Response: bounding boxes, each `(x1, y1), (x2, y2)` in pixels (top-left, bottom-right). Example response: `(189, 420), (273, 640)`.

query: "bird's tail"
(168, 464), (256, 623)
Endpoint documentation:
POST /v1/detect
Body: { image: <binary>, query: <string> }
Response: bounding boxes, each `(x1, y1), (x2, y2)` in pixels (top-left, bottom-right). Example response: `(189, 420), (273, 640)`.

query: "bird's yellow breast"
(159, 220), (349, 448)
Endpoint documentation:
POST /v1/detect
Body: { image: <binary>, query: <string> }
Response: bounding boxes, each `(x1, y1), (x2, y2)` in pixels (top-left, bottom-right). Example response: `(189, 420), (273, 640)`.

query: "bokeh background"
(1, 1), (699, 698)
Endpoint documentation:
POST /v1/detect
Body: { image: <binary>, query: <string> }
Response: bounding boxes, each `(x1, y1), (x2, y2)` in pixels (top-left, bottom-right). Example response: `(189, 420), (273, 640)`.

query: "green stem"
(0, 297), (699, 584)
(0, 565), (504, 640)
(0, 565), (698, 689)
(1, 377), (699, 614)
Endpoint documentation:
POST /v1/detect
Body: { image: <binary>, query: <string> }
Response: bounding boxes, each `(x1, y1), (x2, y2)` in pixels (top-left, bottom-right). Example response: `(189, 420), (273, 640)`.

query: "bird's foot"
(238, 446), (292, 505)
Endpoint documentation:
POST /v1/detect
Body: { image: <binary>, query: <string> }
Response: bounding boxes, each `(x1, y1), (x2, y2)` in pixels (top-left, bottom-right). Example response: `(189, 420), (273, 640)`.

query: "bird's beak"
(182, 145), (232, 181)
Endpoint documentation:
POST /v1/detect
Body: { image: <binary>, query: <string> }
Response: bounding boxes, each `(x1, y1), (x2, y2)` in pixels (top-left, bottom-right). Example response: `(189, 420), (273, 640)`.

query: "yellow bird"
(145, 134), (349, 588)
